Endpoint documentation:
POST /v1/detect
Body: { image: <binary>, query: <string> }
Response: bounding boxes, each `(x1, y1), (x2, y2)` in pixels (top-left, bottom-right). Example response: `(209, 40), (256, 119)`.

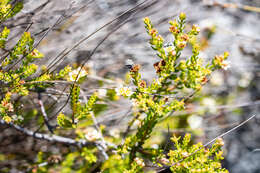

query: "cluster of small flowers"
(221, 60), (231, 70)
(131, 99), (139, 108)
(115, 86), (133, 97)
(84, 127), (101, 141)
(213, 53), (231, 70)
(1, 100), (13, 112)
(134, 157), (145, 167)
(67, 67), (88, 82)
(163, 45), (176, 56)
(215, 138), (225, 146)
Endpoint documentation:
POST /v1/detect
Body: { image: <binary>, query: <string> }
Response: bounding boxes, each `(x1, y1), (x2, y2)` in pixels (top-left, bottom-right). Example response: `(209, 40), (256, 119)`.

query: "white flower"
(134, 157), (145, 167)
(221, 60), (231, 70)
(67, 67), (88, 82)
(18, 115), (24, 121)
(97, 89), (107, 97)
(84, 127), (101, 141)
(115, 86), (133, 97)
(164, 45), (176, 55)
(12, 115), (18, 121)
(12, 115), (24, 122)
(187, 115), (203, 129)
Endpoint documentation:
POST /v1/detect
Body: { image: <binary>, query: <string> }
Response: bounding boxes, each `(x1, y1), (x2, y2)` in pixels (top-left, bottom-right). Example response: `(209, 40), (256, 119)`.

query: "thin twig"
(202, 115), (255, 147)
(29, 0), (153, 145)
(204, 1), (260, 13)
(43, 0), (152, 76)
(37, 92), (55, 133)
(0, 119), (97, 148)
(48, 1), (144, 126)
(4, 13), (64, 72)
(26, 80), (73, 85)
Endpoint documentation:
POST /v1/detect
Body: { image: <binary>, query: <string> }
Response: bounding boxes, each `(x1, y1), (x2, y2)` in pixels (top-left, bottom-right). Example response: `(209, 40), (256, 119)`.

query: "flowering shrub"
(0, 2), (230, 173)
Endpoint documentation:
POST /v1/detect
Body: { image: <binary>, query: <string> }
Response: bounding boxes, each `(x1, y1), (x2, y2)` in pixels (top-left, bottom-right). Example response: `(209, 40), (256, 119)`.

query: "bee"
(125, 59), (134, 69)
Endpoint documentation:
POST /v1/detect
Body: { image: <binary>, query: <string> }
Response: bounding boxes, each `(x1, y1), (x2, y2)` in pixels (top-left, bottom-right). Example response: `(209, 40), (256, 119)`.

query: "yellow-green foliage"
(57, 113), (73, 128)
(0, 27), (10, 48)
(120, 13), (229, 165)
(0, 4), (229, 172)
(0, 3), (81, 124)
(70, 84), (81, 117)
(167, 134), (228, 173)
(59, 148), (97, 173)
(76, 92), (98, 121)
(0, 0), (23, 21)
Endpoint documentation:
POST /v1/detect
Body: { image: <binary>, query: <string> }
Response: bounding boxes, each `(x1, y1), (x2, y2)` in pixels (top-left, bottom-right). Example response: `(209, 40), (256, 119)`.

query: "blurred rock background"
(0, 0), (260, 172)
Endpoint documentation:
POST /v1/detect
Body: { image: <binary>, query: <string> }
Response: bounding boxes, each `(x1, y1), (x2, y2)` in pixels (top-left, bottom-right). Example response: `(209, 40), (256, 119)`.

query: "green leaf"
(0, 27), (10, 48)
(57, 113), (73, 128)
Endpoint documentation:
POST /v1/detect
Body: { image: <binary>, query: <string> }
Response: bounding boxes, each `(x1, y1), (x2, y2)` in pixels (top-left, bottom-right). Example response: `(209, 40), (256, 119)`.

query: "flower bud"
(149, 29), (158, 36)
(130, 64), (141, 73)
(223, 51), (229, 59)
(216, 138), (224, 146)
(139, 80), (147, 88)
(179, 12), (186, 21)
(177, 41), (187, 49)
(169, 26), (179, 34)
(143, 17), (150, 24)
(180, 34), (189, 41)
